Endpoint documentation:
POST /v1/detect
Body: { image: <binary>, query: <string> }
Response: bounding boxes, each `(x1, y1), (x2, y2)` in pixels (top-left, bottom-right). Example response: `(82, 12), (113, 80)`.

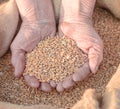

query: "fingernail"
(50, 80), (56, 88)
(24, 75), (40, 88)
(73, 73), (82, 82)
(56, 82), (64, 92)
(31, 82), (40, 88)
(63, 76), (75, 89)
(40, 82), (52, 92)
(14, 70), (21, 78)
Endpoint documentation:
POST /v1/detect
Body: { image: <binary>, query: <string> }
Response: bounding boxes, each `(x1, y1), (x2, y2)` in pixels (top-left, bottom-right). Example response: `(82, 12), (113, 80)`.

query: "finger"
(11, 50), (25, 77)
(88, 47), (103, 74)
(72, 62), (91, 82)
(24, 75), (40, 88)
(39, 82), (52, 92)
(62, 76), (75, 89)
(50, 80), (56, 88)
(56, 82), (64, 92)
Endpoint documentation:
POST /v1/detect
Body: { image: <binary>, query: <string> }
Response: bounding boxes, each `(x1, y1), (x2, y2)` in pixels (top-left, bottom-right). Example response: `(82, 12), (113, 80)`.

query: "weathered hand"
(11, 0), (56, 92)
(56, 0), (103, 92)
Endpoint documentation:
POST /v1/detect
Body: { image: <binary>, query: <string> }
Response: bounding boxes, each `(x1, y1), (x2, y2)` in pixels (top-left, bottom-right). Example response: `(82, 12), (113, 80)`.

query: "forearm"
(60, 0), (96, 22)
(15, 0), (55, 24)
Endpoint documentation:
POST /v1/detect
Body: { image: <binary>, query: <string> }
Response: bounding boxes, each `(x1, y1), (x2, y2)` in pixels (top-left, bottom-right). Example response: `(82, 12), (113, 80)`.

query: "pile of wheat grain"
(0, 7), (120, 109)
(24, 36), (87, 82)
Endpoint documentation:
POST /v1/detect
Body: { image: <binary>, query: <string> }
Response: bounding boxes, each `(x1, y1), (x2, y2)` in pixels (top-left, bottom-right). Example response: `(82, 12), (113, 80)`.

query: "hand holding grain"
(57, 0), (103, 91)
(10, 0), (56, 92)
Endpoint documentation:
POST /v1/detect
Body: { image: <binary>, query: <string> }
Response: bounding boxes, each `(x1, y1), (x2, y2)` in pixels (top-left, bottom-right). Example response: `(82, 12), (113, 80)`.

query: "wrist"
(60, 0), (96, 22)
(59, 16), (93, 28)
(22, 20), (56, 31)
(60, 0), (81, 21)
(16, 0), (55, 24)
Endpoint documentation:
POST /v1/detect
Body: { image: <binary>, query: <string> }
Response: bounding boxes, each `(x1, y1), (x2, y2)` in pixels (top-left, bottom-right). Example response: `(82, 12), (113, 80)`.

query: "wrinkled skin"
(56, 0), (103, 92)
(10, 0), (56, 92)
(0, 0), (102, 92)
(11, 0), (103, 92)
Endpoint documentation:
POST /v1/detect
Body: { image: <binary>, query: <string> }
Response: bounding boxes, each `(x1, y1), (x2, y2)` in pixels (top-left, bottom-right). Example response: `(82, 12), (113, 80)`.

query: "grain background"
(0, 6), (120, 109)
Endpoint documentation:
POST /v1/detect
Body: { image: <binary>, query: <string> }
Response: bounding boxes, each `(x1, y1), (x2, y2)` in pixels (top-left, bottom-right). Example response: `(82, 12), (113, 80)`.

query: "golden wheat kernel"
(24, 36), (87, 82)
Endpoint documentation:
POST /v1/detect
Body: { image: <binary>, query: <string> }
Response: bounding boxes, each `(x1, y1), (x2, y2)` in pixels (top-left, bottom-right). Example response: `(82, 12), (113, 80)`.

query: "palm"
(11, 0), (56, 92)
(57, 21), (103, 91)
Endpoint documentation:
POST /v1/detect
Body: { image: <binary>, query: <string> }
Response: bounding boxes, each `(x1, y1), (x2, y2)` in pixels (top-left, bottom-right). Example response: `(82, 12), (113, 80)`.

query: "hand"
(56, 0), (103, 92)
(11, 0), (56, 92)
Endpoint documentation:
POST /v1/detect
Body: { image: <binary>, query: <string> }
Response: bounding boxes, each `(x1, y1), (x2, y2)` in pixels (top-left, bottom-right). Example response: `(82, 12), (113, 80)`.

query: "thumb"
(88, 47), (103, 74)
(11, 49), (25, 77)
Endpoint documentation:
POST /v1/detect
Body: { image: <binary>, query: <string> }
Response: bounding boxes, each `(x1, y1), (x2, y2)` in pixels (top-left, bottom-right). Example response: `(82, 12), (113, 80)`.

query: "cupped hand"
(11, 0), (56, 92)
(58, 20), (103, 91)
(56, 0), (103, 92)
